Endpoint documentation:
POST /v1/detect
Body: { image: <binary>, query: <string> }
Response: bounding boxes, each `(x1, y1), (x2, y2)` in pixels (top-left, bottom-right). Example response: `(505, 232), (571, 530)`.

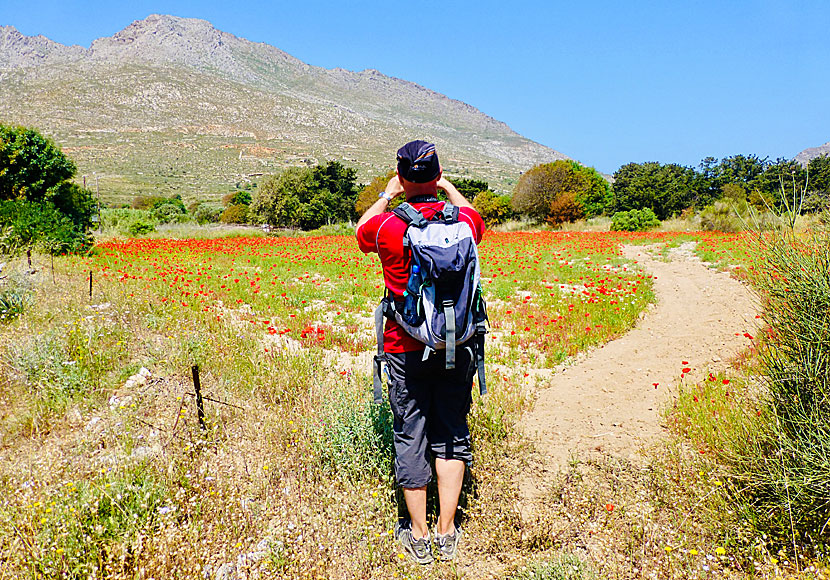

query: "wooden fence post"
(192, 365), (207, 431)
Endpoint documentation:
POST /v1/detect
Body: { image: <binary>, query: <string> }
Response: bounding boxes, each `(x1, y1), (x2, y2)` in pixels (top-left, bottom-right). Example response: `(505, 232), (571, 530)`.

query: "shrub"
(222, 190), (252, 206)
(310, 387), (394, 483)
(219, 204), (249, 224)
(132, 194), (185, 212)
(150, 201), (186, 224)
(0, 200), (91, 254)
(699, 201), (745, 232)
(609, 208), (661, 231)
(190, 202), (223, 224)
(473, 189), (514, 226)
(547, 191), (584, 226)
(128, 221), (155, 236)
(743, 232), (830, 547)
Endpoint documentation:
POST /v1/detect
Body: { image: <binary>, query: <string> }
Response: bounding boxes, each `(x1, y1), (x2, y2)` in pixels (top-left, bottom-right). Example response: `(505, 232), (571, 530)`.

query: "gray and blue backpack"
(372, 201), (488, 404)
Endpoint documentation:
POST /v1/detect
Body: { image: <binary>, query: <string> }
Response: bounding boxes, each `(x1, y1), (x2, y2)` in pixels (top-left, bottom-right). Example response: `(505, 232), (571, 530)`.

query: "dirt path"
(518, 242), (759, 505)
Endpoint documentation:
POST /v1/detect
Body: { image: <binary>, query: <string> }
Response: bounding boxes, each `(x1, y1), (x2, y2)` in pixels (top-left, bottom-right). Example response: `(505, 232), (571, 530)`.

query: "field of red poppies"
(2, 229), (767, 580)
(80, 230), (731, 366)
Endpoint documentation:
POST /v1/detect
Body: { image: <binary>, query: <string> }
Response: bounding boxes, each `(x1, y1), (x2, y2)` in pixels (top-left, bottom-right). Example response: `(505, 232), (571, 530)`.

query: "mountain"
(0, 15), (568, 204)
(795, 142), (830, 167)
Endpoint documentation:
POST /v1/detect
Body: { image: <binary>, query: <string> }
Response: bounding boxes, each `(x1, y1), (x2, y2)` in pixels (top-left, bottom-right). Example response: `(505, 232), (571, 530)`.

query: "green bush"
(128, 221), (155, 236)
(219, 204), (249, 224)
(610, 208), (661, 231)
(132, 193), (186, 212)
(222, 190), (252, 206)
(699, 201), (745, 232)
(310, 387), (394, 483)
(0, 125), (95, 253)
(189, 201), (223, 224)
(743, 232), (830, 547)
(473, 189), (514, 226)
(150, 201), (187, 224)
(0, 200), (91, 254)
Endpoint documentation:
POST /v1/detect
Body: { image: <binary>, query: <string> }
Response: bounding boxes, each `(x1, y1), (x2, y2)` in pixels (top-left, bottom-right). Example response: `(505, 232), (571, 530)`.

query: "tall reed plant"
(745, 229), (830, 550)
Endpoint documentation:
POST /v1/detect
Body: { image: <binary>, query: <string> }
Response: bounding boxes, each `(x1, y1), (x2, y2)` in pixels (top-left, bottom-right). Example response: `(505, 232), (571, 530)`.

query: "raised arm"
(436, 177), (474, 209)
(356, 175), (405, 229)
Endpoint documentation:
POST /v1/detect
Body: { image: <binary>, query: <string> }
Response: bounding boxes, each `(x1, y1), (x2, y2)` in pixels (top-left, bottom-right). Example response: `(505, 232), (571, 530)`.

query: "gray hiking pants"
(385, 347), (475, 488)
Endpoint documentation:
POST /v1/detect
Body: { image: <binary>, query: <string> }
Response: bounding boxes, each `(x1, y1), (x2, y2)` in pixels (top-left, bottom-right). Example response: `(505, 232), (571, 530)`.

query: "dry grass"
(0, 241), (824, 579)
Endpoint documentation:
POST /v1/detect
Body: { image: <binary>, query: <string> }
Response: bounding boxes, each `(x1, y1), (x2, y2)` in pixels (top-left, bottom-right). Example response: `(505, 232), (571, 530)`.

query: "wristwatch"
(379, 191), (394, 202)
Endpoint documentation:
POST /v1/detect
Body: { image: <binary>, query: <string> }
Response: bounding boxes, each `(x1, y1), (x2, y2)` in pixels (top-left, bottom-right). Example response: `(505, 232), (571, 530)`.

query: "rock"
(214, 562), (237, 580)
(130, 445), (159, 460)
(66, 407), (83, 426)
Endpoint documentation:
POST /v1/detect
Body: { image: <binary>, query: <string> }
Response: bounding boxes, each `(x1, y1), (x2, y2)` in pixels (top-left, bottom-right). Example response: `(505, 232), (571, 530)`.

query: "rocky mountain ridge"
(0, 15), (568, 202)
(796, 142), (830, 167)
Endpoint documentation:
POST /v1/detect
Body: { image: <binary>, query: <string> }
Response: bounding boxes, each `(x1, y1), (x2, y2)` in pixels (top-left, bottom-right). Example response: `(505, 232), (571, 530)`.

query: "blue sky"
(2, 0), (828, 174)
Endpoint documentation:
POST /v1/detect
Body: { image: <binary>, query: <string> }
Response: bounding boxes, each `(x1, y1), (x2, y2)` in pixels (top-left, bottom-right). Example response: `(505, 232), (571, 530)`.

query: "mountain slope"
(0, 15), (568, 203)
(795, 142), (830, 167)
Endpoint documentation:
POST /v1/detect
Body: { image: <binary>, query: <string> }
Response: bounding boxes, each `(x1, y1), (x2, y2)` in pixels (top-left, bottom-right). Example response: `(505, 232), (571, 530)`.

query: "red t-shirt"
(357, 201), (485, 353)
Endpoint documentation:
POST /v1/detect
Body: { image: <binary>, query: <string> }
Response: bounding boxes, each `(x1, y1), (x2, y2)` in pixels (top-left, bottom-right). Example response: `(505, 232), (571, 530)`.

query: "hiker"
(356, 140), (486, 564)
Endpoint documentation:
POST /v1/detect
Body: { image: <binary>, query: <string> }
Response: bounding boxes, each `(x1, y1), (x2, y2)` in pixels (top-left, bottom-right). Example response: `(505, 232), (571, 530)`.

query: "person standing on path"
(356, 140), (485, 564)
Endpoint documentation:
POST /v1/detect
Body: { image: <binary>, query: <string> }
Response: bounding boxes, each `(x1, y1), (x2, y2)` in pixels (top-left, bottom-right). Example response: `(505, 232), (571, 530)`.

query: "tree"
(547, 191), (584, 226)
(512, 161), (573, 222)
(0, 124), (94, 252)
(251, 167), (313, 229)
(310, 160), (360, 225)
(251, 161), (359, 230)
(448, 178), (489, 202)
(808, 154), (830, 194)
(472, 189), (513, 226)
(356, 170), (396, 214)
(611, 162), (698, 219)
(0, 125), (76, 202)
(511, 160), (610, 223)
(569, 163), (611, 217)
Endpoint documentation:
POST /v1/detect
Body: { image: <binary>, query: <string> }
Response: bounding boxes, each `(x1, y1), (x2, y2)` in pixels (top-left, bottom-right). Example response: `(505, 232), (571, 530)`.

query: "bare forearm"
(357, 175), (404, 229)
(356, 197), (390, 229)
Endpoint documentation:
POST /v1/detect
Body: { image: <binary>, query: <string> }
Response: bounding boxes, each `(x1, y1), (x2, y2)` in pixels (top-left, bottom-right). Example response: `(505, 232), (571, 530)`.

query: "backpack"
(372, 201), (488, 404)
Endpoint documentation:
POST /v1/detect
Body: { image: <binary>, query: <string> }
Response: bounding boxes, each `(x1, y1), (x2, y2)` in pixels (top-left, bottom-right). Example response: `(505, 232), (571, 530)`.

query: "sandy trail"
(518, 242), (758, 504)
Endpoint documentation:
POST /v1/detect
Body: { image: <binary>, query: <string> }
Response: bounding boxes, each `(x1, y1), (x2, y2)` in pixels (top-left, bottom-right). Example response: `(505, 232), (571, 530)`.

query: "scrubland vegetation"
(0, 226), (827, 579)
(3, 124), (830, 578)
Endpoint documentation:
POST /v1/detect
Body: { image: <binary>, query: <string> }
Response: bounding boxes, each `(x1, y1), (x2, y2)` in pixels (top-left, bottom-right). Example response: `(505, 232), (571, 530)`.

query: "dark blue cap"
(397, 140), (441, 183)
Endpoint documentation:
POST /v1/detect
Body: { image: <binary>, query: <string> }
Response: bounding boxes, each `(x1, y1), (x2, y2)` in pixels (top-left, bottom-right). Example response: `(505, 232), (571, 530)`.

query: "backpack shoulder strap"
(440, 202), (459, 223)
(392, 203), (427, 228)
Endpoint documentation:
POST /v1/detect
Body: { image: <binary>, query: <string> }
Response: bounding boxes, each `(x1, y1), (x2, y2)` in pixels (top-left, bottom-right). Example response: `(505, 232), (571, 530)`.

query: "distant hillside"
(0, 15), (569, 204)
(795, 142), (830, 167)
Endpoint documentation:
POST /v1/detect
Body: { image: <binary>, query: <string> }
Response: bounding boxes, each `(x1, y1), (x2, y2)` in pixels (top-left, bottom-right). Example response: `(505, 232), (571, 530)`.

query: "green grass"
(0, 230), (786, 579)
(668, 230), (830, 567)
(509, 554), (595, 580)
